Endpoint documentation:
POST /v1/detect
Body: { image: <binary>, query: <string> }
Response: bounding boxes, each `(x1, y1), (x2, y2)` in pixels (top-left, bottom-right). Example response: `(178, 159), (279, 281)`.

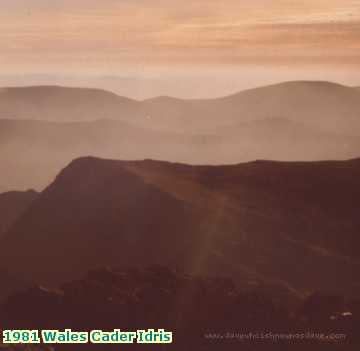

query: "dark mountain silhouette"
(1, 157), (360, 298)
(0, 190), (37, 301)
(0, 269), (30, 304)
(0, 345), (53, 351)
(0, 190), (38, 237)
(1, 266), (358, 350)
(1, 117), (359, 192)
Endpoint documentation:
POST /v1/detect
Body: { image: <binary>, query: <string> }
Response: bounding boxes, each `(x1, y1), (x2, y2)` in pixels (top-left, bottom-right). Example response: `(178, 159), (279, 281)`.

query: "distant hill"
(0, 86), (140, 122)
(195, 81), (360, 135)
(1, 117), (359, 192)
(1, 81), (360, 135)
(142, 81), (360, 135)
(1, 157), (360, 297)
(0, 190), (38, 237)
(1, 81), (360, 192)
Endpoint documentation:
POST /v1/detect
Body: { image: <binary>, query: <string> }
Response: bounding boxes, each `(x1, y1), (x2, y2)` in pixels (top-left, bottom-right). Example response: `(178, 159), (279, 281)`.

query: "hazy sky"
(0, 0), (359, 93)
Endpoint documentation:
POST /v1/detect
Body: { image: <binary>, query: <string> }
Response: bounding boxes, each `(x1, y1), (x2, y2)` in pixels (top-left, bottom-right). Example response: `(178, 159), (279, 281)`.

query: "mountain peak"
(2, 157), (360, 294)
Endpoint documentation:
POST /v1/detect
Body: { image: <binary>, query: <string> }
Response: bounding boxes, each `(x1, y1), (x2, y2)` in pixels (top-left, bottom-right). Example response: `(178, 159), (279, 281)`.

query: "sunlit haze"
(0, 0), (359, 97)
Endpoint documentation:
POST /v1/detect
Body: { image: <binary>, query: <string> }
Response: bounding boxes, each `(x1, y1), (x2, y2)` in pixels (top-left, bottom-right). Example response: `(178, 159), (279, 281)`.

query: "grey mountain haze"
(0, 81), (359, 191)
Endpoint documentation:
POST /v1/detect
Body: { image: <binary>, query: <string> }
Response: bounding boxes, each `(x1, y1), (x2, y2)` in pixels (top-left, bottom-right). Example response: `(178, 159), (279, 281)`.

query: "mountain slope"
(0, 190), (37, 302)
(1, 157), (360, 297)
(0, 157), (198, 283)
(0, 190), (38, 237)
(0, 269), (30, 303)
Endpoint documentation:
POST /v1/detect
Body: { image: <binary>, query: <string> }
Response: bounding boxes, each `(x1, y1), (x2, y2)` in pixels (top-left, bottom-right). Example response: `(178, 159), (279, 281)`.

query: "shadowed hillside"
(1, 157), (359, 298)
(0, 190), (38, 301)
(1, 266), (359, 350)
(0, 190), (38, 237)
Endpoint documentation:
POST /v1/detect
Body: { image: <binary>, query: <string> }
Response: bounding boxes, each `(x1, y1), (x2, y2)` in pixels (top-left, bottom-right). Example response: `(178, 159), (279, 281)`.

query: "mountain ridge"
(1, 80), (355, 103)
(0, 85), (137, 103)
(1, 115), (359, 192)
(1, 156), (360, 297)
(1, 80), (360, 134)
